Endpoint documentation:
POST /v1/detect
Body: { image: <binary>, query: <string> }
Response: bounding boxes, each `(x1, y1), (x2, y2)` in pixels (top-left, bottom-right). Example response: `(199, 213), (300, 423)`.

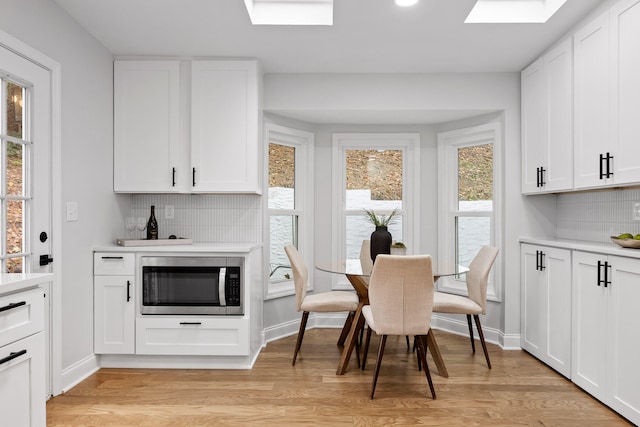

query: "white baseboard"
(264, 312), (347, 343)
(431, 314), (521, 351)
(60, 354), (100, 394)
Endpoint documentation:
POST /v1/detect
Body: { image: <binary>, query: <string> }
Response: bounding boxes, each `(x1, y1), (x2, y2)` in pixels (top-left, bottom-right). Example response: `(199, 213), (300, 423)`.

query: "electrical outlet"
(165, 205), (174, 220)
(66, 202), (78, 221)
(634, 202), (640, 221)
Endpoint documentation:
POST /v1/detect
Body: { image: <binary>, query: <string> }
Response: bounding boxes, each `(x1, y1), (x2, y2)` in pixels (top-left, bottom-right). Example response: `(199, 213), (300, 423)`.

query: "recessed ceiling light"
(244, 0), (334, 26)
(465, 0), (568, 23)
(396, 0), (419, 6)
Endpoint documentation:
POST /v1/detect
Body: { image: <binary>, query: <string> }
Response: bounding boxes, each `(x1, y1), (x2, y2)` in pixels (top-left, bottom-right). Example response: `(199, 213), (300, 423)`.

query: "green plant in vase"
(363, 208), (399, 262)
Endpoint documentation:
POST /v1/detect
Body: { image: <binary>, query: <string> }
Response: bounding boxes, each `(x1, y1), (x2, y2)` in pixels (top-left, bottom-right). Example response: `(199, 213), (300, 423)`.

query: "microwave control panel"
(226, 267), (242, 306)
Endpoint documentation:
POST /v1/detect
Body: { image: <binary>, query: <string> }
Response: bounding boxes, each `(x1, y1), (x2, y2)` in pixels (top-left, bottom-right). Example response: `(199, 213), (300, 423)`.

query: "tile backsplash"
(557, 188), (640, 243)
(127, 194), (262, 243)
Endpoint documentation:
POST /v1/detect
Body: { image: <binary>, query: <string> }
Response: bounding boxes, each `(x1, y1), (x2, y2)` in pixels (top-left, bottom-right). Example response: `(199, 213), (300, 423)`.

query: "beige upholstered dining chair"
(361, 255), (436, 399)
(359, 240), (373, 277)
(433, 246), (499, 368)
(284, 244), (360, 366)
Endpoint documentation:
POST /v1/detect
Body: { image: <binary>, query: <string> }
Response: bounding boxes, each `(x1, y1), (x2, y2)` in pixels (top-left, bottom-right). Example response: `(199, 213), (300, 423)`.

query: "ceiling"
(53, 0), (604, 124)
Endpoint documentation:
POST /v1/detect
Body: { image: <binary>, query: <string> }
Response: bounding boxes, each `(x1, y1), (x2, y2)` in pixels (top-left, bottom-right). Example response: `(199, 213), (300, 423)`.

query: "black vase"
(370, 226), (392, 263)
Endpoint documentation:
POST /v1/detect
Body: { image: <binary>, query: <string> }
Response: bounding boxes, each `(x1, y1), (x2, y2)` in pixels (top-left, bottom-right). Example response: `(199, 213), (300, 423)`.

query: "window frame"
(437, 122), (502, 301)
(332, 133), (420, 290)
(263, 123), (314, 300)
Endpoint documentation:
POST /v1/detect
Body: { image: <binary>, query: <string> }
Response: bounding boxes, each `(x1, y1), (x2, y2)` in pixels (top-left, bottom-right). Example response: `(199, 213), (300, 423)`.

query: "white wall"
(264, 73), (527, 345)
(0, 0), (126, 392)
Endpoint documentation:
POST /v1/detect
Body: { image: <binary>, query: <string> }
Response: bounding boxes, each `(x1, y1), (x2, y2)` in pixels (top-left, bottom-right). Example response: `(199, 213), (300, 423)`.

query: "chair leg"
(466, 314), (476, 353)
(292, 311), (309, 366)
(473, 315), (491, 369)
(406, 335), (411, 350)
(362, 325), (372, 370)
(370, 335), (387, 399)
(338, 311), (354, 346)
(417, 335), (436, 399)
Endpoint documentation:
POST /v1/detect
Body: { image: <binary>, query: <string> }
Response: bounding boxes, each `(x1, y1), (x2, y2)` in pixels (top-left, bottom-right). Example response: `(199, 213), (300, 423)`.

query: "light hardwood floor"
(47, 329), (631, 426)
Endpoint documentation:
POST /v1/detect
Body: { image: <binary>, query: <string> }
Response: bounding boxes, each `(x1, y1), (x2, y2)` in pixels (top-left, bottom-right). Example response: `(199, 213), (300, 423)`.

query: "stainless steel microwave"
(140, 256), (243, 315)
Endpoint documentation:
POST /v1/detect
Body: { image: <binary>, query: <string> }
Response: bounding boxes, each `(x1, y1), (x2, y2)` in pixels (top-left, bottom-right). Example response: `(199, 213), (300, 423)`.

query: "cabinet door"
(610, 0), (640, 185)
(574, 11), (612, 189)
(0, 332), (46, 427)
(572, 251), (607, 400)
(94, 276), (135, 354)
(114, 60), (181, 192)
(543, 246), (572, 377)
(521, 244), (543, 354)
(607, 256), (640, 424)
(191, 60), (261, 194)
(545, 40), (573, 192)
(521, 58), (547, 194)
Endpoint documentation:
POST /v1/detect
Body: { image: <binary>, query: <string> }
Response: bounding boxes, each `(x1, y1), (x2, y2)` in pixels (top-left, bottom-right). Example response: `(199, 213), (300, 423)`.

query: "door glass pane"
(456, 216), (490, 274)
(6, 141), (24, 196)
(458, 144), (492, 211)
(7, 199), (23, 254)
(269, 215), (297, 282)
(345, 150), (403, 210)
(269, 143), (295, 210)
(6, 82), (24, 139)
(7, 257), (23, 274)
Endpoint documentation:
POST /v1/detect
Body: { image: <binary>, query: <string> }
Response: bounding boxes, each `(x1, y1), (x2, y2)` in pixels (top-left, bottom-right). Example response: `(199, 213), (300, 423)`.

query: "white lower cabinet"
(94, 253), (135, 354)
(136, 317), (249, 356)
(0, 286), (46, 427)
(521, 244), (572, 377)
(0, 332), (46, 427)
(572, 251), (640, 425)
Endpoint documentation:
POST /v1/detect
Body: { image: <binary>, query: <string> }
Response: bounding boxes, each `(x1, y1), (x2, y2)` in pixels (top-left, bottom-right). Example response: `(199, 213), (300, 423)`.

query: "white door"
(543, 246), (571, 378)
(572, 251), (607, 400)
(573, 10), (612, 189)
(521, 244), (542, 354)
(608, 256), (640, 424)
(0, 45), (53, 395)
(520, 58), (547, 194)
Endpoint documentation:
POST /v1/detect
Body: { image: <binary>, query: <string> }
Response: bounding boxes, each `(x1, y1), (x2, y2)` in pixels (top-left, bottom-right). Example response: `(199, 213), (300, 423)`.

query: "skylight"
(243, 0), (334, 26)
(465, 0), (568, 23)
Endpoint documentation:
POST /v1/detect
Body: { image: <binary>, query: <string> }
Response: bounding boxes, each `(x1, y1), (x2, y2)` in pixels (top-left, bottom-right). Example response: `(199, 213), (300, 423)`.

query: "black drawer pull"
(0, 349), (27, 365)
(0, 301), (26, 313)
(179, 322), (202, 325)
(101, 256), (123, 260)
(126, 280), (132, 302)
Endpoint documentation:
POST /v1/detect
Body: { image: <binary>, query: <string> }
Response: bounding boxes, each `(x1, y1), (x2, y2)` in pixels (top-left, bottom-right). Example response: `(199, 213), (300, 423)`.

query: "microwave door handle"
(219, 267), (227, 306)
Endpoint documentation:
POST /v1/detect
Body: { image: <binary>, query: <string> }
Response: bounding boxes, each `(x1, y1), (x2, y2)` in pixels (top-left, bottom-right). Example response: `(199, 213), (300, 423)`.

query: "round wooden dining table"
(316, 260), (453, 377)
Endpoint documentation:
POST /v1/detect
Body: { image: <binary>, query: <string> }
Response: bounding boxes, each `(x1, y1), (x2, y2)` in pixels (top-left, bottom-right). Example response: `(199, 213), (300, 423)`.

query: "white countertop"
(0, 273), (54, 296)
(94, 242), (262, 253)
(519, 237), (640, 259)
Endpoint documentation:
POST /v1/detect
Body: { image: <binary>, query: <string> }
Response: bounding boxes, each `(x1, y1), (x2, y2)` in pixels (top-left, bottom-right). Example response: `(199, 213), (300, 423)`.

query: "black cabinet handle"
(126, 280), (131, 302)
(605, 153), (613, 178)
(597, 260), (602, 286)
(599, 154), (605, 179)
(535, 250), (540, 271)
(604, 261), (611, 288)
(536, 167), (540, 188)
(192, 167), (196, 187)
(539, 251), (546, 270)
(0, 301), (26, 313)
(172, 167), (176, 187)
(539, 167), (546, 187)
(179, 322), (202, 325)
(101, 256), (123, 260)
(0, 349), (27, 365)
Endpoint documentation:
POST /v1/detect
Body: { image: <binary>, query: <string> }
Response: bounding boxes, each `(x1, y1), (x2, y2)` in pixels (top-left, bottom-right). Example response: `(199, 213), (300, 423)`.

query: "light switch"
(66, 202), (78, 221)
(634, 202), (640, 221)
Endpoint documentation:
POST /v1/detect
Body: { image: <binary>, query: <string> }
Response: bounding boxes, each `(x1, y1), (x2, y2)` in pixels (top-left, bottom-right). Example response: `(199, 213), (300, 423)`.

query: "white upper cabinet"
(574, 0), (640, 189)
(114, 59), (262, 194)
(114, 61), (181, 192)
(191, 60), (261, 193)
(610, 0), (640, 185)
(521, 39), (573, 194)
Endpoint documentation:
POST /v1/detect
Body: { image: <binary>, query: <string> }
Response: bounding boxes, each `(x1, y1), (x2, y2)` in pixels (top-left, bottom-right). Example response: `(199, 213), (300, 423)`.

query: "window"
(332, 133), (420, 289)
(1, 78), (31, 273)
(265, 123), (313, 299)
(437, 123), (502, 300)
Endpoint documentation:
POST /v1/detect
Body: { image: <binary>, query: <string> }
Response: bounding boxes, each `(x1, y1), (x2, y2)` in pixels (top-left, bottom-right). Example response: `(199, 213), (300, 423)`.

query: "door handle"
(0, 301), (26, 313)
(126, 280), (131, 302)
(39, 254), (53, 266)
(0, 349), (27, 365)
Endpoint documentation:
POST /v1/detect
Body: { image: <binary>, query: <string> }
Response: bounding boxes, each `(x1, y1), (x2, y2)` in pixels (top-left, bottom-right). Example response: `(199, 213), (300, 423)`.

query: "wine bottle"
(147, 205), (158, 240)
